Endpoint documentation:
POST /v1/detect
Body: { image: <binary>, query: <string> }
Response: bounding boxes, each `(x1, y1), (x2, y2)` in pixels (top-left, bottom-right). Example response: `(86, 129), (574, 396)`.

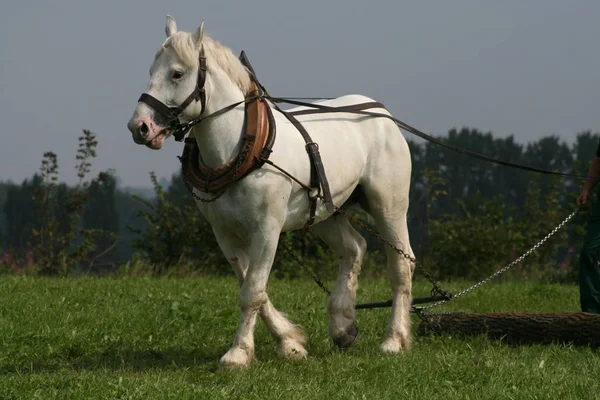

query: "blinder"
(137, 46), (207, 142)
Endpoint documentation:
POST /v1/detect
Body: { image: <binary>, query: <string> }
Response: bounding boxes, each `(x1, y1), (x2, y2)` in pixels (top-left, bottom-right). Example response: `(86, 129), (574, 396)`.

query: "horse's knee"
(240, 288), (268, 312)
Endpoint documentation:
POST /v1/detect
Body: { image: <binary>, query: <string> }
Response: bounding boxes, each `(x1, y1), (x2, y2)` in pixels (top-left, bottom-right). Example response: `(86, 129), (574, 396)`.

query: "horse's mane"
(155, 32), (252, 94)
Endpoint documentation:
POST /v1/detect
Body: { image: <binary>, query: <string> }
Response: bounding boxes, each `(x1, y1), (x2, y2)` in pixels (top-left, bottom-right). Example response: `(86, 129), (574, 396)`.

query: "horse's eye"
(171, 71), (184, 80)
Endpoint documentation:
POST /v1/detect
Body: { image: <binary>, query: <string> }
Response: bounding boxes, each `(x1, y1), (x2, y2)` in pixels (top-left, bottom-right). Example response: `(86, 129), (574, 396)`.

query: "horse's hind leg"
(362, 184), (415, 352)
(216, 235), (307, 360)
(379, 213), (415, 352)
(312, 214), (366, 349)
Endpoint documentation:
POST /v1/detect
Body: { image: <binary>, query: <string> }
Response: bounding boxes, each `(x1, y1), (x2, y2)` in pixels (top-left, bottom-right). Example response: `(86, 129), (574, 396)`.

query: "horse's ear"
(165, 15), (177, 37)
(193, 19), (205, 46)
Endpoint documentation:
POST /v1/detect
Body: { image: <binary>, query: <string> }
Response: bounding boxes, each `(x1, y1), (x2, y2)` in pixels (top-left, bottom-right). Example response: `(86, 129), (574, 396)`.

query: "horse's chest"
(197, 190), (281, 230)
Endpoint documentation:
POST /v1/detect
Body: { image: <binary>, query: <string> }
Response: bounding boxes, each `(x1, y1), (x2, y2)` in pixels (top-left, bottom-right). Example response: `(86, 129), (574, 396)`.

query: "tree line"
(0, 128), (596, 281)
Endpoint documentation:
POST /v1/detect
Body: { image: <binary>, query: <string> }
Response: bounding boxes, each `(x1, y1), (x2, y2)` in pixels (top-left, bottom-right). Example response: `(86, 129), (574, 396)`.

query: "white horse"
(127, 16), (415, 370)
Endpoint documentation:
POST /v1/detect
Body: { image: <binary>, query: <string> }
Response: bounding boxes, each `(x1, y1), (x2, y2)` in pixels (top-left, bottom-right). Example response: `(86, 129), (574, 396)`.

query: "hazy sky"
(1, 1), (599, 187)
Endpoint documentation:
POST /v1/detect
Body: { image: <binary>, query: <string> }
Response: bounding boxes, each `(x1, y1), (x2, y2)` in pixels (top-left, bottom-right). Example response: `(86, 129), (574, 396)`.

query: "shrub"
(127, 172), (229, 276)
(26, 130), (118, 276)
(423, 174), (576, 281)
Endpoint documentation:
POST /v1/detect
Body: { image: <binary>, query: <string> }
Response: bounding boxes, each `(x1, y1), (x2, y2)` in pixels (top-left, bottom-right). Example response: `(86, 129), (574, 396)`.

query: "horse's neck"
(191, 73), (246, 168)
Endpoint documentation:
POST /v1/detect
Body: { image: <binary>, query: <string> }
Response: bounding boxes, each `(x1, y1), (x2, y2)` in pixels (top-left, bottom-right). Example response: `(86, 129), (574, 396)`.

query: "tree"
(3, 175), (41, 252)
(82, 170), (120, 270)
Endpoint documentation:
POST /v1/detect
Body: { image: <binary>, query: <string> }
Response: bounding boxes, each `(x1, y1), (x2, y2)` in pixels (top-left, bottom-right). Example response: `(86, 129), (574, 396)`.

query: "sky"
(1, 1), (599, 187)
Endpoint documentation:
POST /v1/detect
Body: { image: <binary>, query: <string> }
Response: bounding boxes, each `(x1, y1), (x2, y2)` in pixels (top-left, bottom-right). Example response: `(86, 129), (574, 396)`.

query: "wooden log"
(417, 312), (600, 346)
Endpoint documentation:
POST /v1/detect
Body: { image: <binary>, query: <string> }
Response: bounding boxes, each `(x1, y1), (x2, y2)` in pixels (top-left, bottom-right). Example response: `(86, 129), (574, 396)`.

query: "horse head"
(127, 16), (206, 149)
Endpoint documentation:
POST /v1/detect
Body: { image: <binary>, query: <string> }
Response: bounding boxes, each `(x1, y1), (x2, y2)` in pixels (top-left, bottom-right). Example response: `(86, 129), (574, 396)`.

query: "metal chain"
(280, 239), (332, 295)
(417, 209), (579, 312)
(179, 145), (579, 317)
(323, 200), (452, 299)
(231, 139), (253, 182)
(301, 192), (578, 320)
(182, 178), (225, 203)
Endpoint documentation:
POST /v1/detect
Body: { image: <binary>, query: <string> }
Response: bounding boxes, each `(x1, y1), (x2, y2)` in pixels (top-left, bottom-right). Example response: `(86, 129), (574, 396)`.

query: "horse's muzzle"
(127, 115), (165, 145)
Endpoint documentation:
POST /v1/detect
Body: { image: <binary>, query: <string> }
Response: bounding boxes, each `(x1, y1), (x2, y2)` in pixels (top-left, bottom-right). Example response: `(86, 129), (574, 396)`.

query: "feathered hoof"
(217, 347), (253, 372)
(277, 340), (308, 360)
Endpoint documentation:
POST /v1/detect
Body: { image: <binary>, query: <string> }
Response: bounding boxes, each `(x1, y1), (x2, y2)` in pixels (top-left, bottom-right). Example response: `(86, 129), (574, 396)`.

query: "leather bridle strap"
(137, 46), (207, 133)
(138, 92), (179, 122)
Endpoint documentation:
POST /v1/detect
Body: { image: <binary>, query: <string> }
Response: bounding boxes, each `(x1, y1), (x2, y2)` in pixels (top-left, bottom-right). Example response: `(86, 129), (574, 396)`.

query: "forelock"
(151, 30), (251, 94)
(154, 32), (198, 68)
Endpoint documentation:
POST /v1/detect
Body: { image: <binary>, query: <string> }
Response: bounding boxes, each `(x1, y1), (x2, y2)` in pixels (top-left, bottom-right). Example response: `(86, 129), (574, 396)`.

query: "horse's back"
(287, 94), (411, 178)
(268, 94), (412, 222)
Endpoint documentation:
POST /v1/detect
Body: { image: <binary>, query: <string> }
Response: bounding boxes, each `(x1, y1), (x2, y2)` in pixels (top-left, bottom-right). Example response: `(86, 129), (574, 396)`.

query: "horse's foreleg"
(224, 250), (307, 360)
(218, 225), (304, 370)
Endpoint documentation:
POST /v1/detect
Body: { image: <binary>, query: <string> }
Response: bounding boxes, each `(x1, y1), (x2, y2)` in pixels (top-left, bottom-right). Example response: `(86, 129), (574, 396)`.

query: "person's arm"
(577, 157), (600, 208)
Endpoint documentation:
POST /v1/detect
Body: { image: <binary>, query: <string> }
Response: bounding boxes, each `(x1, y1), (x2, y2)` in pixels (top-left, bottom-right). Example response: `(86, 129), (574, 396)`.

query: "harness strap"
(239, 51), (270, 98)
(288, 101), (389, 228)
(272, 96), (600, 181)
(267, 101), (332, 228)
(263, 98), (390, 228)
(240, 50), (333, 228)
(288, 101), (387, 117)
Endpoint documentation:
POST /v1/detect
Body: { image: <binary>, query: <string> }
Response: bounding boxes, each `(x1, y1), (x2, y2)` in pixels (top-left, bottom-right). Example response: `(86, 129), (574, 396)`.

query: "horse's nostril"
(139, 122), (149, 137)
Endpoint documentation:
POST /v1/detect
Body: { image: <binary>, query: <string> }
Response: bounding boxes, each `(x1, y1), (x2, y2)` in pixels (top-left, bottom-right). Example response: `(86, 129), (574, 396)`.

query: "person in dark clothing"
(576, 141), (600, 313)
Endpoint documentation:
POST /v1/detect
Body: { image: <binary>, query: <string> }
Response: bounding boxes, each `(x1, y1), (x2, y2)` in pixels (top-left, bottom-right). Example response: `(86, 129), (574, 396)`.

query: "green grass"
(0, 275), (597, 399)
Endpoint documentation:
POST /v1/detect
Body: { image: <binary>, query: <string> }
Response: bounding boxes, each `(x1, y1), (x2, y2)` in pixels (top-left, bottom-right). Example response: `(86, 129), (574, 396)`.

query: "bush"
(127, 173), (229, 276)
(126, 172), (382, 281)
(422, 174), (577, 282)
(27, 130), (118, 276)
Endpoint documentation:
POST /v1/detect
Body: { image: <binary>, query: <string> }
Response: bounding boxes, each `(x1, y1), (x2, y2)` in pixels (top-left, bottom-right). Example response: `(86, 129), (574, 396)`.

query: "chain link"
(324, 200), (451, 299)
(180, 146), (579, 317)
(280, 239), (332, 295)
(309, 193), (578, 318)
(417, 209), (578, 312)
(182, 178), (225, 203)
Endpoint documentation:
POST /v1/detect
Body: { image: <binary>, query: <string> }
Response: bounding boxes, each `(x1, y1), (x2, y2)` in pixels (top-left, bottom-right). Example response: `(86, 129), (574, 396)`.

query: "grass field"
(0, 275), (597, 399)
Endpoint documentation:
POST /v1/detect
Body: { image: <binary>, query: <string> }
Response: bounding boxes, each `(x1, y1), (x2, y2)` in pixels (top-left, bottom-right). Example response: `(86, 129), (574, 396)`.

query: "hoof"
(380, 339), (401, 354)
(380, 335), (411, 354)
(217, 347), (253, 372)
(278, 341), (308, 360)
(332, 324), (359, 350)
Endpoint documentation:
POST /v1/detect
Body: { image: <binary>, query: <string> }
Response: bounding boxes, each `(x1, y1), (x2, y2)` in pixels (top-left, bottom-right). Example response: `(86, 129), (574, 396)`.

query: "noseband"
(137, 46), (207, 141)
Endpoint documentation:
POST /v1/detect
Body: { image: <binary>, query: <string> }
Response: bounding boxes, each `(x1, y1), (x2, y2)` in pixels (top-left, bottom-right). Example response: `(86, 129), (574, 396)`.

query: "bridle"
(137, 46), (207, 142)
(137, 44), (264, 142)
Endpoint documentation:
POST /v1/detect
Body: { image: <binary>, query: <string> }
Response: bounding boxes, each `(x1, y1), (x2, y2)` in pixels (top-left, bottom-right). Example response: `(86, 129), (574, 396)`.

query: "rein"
(172, 94), (261, 141)
(266, 96), (591, 181)
(139, 45), (592, 215)
(166, 92), (594, 183)
(180, 92), (592, 184)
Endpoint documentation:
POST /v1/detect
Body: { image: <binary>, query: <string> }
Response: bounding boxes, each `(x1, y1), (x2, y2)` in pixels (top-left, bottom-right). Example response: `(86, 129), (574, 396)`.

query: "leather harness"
(138, 49), (387, 228)
(179, 79), (276, 194)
